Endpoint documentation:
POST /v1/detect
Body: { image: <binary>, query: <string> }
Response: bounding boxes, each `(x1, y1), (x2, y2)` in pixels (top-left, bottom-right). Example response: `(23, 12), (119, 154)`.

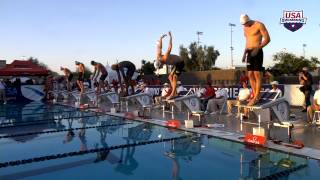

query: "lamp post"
(302, 44), (306, 58)
(196, 31), (203, 46)
(196, 31), (204, 70)
(229, 23), (236, 68)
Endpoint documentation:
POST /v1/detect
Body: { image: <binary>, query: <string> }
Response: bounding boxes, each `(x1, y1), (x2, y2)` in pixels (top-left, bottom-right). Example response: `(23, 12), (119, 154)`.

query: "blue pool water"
(1, 103), (320, 179)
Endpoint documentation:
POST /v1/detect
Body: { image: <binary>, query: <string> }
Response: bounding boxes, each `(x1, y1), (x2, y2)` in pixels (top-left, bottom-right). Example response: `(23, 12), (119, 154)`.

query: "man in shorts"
(111, 61), (136, 96)
(75, 61), (85, 93)
(91, 61), (108, 94)
(241, 14), (270, 106)
(60, 67), (73, 91)
(154, 31), (185, 99)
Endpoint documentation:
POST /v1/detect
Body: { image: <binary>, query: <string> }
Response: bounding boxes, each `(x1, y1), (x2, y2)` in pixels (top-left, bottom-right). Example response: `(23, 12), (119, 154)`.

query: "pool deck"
(58, 101), (320, 161)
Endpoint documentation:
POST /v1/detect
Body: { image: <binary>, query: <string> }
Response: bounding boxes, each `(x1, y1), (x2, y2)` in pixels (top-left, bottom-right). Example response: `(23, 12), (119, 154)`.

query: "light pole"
(196, 31), (203, 46)
(196, 31), (204, 70)
(229, 23), (236, 68)
(302, 44), (306, 58)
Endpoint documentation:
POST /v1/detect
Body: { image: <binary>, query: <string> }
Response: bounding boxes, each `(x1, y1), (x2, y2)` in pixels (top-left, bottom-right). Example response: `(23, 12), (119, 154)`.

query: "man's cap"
(271, 81), (279, 85)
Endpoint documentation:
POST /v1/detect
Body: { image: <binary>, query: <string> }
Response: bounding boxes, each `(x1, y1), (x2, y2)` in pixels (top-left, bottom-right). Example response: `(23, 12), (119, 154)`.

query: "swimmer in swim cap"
(156, 31), (185, 99)
(240, 14), (270, 106)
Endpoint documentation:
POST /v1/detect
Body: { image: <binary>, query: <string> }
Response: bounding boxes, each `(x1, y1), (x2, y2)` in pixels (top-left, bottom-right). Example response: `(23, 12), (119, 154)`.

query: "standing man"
(91, 61), (108, 94)
(75, 61), (85, 93)
(241, 14), (270, 106)
(60, 67), (73, 91)
(111, 61), (136, 96)
(154, 31), (185, 99)
(299, 67), (313, 112)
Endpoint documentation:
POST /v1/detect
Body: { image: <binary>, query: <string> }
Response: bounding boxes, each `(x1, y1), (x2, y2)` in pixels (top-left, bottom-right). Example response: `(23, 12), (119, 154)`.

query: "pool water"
(1, 103), (320, 179)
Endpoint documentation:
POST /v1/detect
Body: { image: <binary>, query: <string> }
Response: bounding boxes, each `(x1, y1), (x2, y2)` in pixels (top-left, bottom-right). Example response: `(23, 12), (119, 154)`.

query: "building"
(0, 60), (6, 69)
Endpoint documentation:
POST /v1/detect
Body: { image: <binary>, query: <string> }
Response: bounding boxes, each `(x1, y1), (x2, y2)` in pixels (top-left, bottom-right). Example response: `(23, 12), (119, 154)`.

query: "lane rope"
(0, 113), (110, 129)
(0, 135), (193, 168)
(0, 122), (133, 139)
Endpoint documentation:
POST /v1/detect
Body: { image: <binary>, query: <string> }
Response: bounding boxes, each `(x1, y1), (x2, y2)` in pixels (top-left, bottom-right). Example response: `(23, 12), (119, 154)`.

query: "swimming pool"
(1, 103), (320, 179)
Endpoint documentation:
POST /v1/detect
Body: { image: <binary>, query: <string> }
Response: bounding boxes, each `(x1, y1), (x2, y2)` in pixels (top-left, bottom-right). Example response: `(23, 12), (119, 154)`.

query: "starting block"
(237, 91), (289, 124)
(121, 93), (153, 118)
(312, 111), (320, 125)
(163, 90), (202, 119)
(98, 91), (120, 108)
(238, 91), (294, 142)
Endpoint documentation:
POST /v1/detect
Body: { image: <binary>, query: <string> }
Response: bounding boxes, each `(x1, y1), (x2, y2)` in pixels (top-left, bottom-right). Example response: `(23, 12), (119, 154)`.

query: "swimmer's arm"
(157, 34), (166, 57)
(242, 32), (249, 62)
(115, 70), (122, 84)
(242, 45), (248, 63)
(259, 23), (270, 49)
(92, 67), (97, 80)
(80, 65), (85, 73)
(163, 31), (172, 62)
(96, 65), (101, 75)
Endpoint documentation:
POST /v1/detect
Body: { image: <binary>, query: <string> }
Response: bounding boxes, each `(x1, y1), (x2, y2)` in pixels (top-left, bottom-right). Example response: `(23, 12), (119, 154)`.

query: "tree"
(27, 56), (59, 76)
(141, 60), (155, 75)
(179, 42), (220, 72)
(271, 51), (320, 76)
(28, 57), (48, 68)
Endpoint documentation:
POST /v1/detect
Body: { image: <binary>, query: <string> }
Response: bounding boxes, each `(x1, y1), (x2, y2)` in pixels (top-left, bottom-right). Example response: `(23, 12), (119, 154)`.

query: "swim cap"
(154, 60), (161, 70)
(240, 14), (251, 25)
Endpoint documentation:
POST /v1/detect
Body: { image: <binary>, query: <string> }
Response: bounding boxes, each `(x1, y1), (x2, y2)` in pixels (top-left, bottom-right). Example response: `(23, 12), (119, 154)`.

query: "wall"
(145, 69), (241, 85)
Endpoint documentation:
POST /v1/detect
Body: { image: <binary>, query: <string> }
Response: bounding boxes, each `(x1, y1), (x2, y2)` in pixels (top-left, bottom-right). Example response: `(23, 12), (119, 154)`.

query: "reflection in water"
(0, 103), (68, 143)
(209, 138), (308, 179)
(165, 136), (202, 180)
(114, 123), (152, 175)
(115, 140), (138, 175)
(78, 118), (87, 151)
(94, 123), (120, 164)
(63, 119), (75, 144)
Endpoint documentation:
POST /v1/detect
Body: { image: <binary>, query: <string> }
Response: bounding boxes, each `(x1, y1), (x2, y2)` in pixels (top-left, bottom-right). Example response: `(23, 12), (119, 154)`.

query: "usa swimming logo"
(280, 10), (307, 32)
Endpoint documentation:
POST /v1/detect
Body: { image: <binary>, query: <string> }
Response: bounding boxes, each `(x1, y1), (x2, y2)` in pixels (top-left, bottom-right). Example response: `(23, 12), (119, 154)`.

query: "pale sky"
(0, 0), (319, 73)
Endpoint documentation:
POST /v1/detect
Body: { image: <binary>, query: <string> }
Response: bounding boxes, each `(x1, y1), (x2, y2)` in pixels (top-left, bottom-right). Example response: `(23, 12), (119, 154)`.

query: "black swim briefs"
(67, 74), (73, 82)
(100, 73), (107, 81)
(247, 49), (263, 71)
(171, 61), (185, 76)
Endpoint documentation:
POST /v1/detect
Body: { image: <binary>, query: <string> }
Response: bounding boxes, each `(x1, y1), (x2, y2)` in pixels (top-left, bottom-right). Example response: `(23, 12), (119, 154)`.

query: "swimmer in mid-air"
(154, 31), (185, 99)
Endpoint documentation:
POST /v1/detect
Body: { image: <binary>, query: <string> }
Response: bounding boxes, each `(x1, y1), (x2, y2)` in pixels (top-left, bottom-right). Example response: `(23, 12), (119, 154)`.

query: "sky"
(0, 0), (319, 73)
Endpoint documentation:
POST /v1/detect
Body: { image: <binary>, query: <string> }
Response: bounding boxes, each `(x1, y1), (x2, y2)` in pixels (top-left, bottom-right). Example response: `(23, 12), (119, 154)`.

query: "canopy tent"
(0, 60), (49, 76)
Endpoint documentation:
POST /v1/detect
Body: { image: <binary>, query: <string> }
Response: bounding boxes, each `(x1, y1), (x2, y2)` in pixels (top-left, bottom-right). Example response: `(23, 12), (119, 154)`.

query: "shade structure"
(0, 60), (49, 76)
